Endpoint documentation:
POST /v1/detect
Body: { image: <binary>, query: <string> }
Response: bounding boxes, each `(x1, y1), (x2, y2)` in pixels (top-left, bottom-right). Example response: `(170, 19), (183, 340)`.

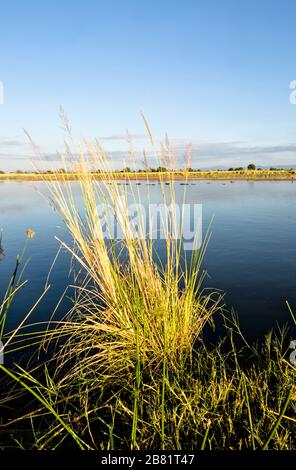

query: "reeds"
(34, 126), (220, 381)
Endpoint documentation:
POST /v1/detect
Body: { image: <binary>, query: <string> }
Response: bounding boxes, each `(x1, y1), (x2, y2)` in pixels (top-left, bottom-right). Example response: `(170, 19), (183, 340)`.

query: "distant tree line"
(0, 164), (296, 174)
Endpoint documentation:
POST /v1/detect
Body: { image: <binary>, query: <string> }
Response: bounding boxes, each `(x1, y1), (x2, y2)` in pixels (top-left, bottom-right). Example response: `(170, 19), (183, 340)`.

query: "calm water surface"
(0, 180), (295, 347)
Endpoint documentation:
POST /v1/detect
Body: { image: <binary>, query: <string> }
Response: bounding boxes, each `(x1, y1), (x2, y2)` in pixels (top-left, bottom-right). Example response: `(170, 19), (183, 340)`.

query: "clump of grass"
(34, 123), (220, 383)
(0, 120), (295, 450)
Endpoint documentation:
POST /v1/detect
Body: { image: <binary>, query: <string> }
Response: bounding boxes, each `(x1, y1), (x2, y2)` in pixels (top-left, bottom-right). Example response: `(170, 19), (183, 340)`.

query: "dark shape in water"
(0, 239), (4, 262)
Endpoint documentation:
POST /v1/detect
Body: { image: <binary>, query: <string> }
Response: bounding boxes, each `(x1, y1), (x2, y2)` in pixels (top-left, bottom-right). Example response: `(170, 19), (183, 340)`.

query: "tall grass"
(0, 233), (33, 351)
(0, 122), (295, 449)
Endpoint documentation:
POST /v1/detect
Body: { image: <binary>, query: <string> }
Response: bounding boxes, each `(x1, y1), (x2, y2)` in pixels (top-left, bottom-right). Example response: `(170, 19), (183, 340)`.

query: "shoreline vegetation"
(1, 168), (296, 181)
(0, 132), (295, 450)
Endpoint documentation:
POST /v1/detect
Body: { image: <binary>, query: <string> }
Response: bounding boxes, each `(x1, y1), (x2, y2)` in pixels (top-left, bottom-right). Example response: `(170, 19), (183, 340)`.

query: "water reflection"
(0, 234), (4, 261)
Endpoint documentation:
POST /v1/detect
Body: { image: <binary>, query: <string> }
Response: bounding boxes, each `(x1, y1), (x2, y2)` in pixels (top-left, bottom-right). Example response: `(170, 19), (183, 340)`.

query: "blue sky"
(1, 0), (296, 170)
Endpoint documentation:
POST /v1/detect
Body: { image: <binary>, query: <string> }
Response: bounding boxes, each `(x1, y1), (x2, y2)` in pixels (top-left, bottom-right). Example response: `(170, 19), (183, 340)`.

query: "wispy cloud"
(0, 138), (26, 147)
(98, 133), (146, 141)
(173, 140), (296, 156)
(170, 140), (296, 168)
(193, 142), (296, 156)
(0, 153), (34, 158)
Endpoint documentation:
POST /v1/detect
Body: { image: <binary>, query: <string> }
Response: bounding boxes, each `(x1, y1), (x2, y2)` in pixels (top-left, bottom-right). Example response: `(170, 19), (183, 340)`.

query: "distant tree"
(0, 170), (5, 174)
(247, 163), (256, 170)
(16, 170), (23, 174)
(234, 167), (244, 171)
(228, 167), (234, 171)
(156, 166), (167, 172)
(122, 166), (131, 173)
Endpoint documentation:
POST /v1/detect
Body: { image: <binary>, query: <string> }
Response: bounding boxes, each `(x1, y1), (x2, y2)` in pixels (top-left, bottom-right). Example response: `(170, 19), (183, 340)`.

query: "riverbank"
(0, 169), (296, 181)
